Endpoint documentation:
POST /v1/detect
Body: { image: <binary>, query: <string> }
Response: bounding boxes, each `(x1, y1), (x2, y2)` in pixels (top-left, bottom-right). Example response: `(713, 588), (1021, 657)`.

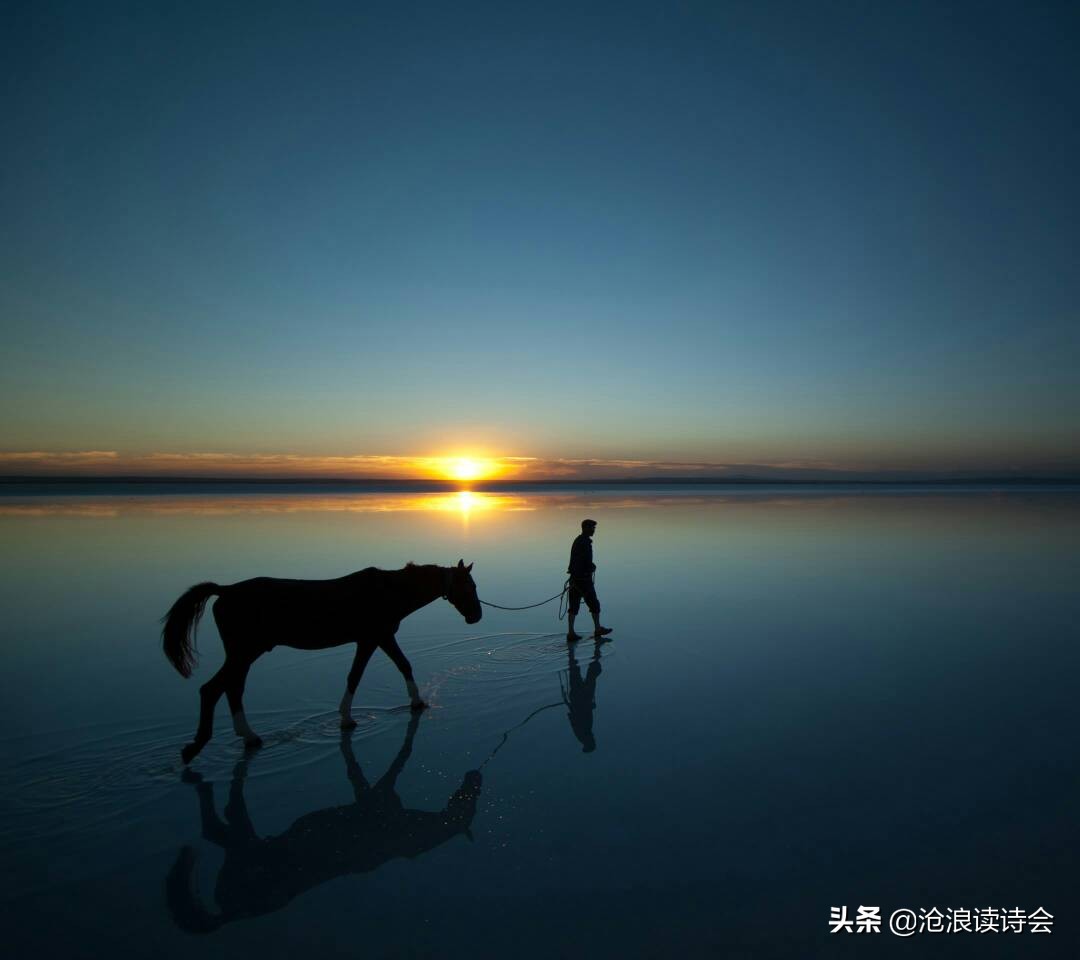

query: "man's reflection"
(167, 714), (481, 932)
(561, 640), (604, 753)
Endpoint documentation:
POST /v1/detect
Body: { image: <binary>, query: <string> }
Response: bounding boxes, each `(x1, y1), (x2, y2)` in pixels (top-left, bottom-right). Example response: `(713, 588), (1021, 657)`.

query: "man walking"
(566, 518), (613, 642)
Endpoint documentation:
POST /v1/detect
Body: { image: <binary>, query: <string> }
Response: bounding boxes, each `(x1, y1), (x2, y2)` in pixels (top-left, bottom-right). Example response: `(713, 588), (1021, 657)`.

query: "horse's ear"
(466, 562), (473, 572)
(457, 558), (465, 568)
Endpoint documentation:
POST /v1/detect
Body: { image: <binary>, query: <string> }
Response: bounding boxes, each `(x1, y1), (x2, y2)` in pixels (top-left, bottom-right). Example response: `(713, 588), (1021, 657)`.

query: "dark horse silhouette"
(167, 714), (482, 932)
(162, 560), (481, 763)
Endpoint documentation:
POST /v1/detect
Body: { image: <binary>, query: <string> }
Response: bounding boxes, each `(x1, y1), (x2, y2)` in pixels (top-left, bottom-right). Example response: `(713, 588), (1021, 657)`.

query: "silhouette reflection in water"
(167, 714), (481, 932)
(560, 640), (604, 753)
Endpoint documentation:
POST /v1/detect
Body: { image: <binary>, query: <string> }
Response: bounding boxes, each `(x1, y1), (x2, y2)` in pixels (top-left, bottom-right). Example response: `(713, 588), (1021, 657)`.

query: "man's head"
(581, 519), (597, 535)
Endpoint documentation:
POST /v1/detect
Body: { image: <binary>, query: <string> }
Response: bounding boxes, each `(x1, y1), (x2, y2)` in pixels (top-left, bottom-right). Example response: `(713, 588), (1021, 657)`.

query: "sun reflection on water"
(0, 491), (537, 517)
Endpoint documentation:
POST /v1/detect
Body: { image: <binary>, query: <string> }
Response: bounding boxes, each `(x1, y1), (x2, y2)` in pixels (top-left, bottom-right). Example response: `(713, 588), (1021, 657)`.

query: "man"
(566, 518), (613, 642)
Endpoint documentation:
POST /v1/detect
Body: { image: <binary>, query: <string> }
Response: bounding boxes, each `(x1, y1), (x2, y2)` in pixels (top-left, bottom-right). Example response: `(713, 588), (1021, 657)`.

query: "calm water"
(1, 485), (1077, 958)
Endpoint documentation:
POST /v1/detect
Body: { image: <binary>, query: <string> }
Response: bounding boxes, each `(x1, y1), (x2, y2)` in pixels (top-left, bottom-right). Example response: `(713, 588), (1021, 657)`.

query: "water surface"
(1, 485), (1077, 957)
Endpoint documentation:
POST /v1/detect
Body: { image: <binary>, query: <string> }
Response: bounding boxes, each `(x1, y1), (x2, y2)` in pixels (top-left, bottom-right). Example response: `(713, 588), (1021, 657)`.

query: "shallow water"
(1, 485), (1078, 957)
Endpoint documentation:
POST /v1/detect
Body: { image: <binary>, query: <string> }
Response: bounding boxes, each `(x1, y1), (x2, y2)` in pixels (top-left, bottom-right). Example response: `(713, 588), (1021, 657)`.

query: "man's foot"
(593, 625), (613, 638)
(566, 630), (582, 643)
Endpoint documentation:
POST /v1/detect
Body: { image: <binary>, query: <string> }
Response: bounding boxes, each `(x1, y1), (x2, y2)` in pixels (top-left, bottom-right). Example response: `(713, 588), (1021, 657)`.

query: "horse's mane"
(361, 562), (439, 572)
(354, 563), (441, 581)
(391, 563), (443, 590)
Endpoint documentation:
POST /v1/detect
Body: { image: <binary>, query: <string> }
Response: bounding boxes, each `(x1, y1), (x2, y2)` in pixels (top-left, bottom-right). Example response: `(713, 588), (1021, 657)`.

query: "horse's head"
(445, 559), (482, 625)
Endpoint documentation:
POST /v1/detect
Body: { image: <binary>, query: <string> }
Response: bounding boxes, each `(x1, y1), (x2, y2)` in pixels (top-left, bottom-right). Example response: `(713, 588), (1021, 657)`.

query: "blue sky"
(2, 1), (1077, 478)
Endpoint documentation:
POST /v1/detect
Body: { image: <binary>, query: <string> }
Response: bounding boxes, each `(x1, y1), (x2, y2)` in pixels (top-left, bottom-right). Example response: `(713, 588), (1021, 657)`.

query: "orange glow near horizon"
(0, 490), (536, 517)
(427, 456), (504, 483)
(0, 450), (531, 481)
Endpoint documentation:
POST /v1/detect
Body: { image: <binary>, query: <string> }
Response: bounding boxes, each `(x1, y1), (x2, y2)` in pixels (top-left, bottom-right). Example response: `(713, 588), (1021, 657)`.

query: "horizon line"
(3, 475), (1079, 488)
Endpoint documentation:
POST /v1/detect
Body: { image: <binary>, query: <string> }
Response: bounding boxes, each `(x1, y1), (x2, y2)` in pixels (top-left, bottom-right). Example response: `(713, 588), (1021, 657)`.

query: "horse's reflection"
(167, 714), (481, 932)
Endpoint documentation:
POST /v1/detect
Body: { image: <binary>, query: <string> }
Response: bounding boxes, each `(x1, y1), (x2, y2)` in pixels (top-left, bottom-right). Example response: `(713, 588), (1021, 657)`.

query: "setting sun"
(407, 455), (525, 484)
(439, 457), (499, 482)
(449, 458), (482, 481)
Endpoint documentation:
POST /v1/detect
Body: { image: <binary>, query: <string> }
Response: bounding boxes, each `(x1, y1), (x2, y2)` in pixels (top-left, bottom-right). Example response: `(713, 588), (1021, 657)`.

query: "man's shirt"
(567, 533), (595, 578)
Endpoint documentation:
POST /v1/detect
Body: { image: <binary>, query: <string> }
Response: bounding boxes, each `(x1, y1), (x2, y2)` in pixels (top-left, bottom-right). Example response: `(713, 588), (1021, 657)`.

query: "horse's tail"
(165, 846), (223, 934)
(161, 582), (220, 678)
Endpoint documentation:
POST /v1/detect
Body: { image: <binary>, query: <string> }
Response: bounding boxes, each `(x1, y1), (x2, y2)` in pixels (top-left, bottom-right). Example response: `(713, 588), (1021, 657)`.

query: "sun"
(423, 454), (507, 484)
(447, 458), (486, 482)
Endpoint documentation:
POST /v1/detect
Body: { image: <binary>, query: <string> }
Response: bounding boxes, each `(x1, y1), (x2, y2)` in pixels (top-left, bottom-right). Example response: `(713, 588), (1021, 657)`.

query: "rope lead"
(479, 579), (570, 616)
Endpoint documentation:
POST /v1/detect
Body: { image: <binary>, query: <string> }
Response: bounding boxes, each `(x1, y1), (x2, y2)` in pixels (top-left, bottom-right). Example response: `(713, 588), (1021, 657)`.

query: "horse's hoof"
(181, 743), (200, 765)
(243, 736), (264, 751)
(340, 717), (358, 730)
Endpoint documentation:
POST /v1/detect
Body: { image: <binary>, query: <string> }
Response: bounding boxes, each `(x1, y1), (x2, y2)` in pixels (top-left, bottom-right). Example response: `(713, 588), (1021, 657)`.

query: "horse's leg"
(225, 654), (263, 750)
(181, 662), (231, 764)
(373, 711), (421, 792)
(340, 733), (370, 800)
(180, 771), (233, 847)
(378, 634), (427, 710)
(223, 756), (258, 842)
(213, 604), (264, 750)
(339, 640), (376, 730)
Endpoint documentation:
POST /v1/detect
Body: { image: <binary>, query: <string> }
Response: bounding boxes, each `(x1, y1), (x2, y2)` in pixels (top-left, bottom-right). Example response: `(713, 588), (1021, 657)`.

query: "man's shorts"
(568, 576), (600, 616)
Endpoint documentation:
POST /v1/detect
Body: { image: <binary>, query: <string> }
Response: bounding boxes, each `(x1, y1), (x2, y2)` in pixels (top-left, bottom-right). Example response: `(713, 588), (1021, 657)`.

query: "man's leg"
(567, 581), (582, 642)
(584, 582), (611, 638)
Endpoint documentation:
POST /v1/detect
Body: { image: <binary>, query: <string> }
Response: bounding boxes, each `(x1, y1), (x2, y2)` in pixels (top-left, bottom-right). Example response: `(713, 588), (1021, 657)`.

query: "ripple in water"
(0, 631), (614, 847)
(0, 703), (417, 846)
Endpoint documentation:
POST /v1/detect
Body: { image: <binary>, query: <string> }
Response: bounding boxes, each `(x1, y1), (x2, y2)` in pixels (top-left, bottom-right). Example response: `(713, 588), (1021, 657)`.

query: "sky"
(2, 1), (1078, 480)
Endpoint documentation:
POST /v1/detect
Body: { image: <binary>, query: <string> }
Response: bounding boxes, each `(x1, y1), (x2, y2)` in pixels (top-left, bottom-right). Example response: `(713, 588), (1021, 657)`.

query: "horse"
(161, 559), (481, 763)
(167, 714), (482, 932)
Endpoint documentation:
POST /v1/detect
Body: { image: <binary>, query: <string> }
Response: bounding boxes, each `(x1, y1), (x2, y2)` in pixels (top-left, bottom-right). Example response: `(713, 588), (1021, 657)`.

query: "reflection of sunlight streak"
(0, 504), (121, 517)
(2, 490), (1021, 520)
(0, 492), (537, 517)
(451, 490), (477, 518)
(416, 491), (526, 517)
(434, 489), (533, 529)
(455, 490), (473, 531)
